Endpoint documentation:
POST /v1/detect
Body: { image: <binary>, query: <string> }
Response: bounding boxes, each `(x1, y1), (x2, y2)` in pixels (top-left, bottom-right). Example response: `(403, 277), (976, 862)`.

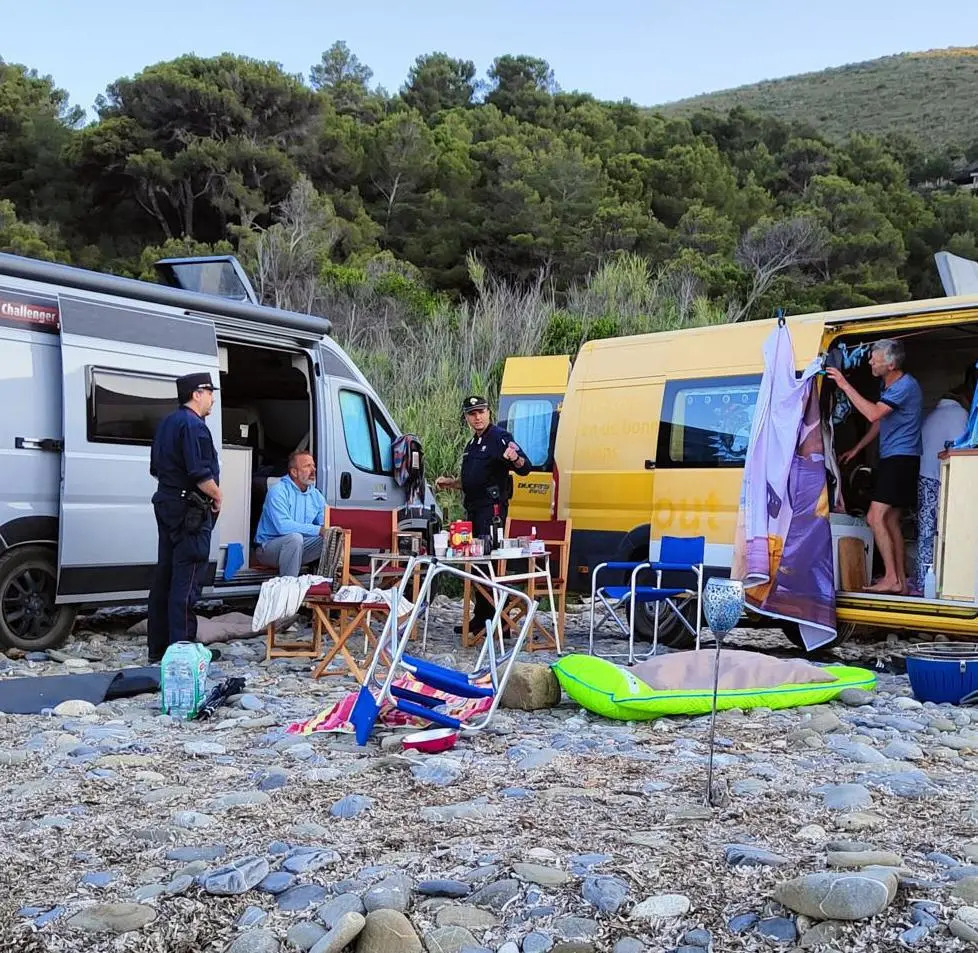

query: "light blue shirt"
(255, 478), (326, 546)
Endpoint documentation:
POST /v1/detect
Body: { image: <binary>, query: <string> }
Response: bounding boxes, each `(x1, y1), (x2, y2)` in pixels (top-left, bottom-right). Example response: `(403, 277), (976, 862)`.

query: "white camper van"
(0, 252), (432, 652)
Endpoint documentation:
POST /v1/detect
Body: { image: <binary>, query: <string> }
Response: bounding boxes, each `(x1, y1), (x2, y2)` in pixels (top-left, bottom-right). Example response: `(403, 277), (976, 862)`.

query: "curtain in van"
(731, 323), (837, 651)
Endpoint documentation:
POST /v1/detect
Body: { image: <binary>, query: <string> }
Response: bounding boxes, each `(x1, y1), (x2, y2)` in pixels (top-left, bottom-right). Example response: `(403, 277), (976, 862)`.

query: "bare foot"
(864, 577), (903, 594)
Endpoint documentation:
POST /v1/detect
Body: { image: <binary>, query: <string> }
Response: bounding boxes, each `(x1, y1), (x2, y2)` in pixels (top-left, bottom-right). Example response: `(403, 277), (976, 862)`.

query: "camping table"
(369, 552), (559, 652)
(304, 588), (389, 684)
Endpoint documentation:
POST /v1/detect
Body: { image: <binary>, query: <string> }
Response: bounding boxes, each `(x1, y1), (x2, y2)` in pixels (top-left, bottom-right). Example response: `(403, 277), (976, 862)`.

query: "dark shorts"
(873, 455), (920, 509)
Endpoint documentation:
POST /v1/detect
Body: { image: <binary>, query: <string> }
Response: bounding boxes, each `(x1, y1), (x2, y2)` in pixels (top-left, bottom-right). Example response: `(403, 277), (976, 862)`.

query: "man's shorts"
(872, 455), (920, 510)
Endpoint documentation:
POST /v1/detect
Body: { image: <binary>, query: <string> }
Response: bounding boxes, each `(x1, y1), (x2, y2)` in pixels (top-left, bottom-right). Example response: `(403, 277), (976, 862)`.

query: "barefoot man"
(826, 339), (922, 594)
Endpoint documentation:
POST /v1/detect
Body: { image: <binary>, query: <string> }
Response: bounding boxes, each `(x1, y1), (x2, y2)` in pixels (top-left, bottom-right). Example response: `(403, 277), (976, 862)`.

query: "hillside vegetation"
(2, 43), (978, 484)
(658, 47), (978, 151)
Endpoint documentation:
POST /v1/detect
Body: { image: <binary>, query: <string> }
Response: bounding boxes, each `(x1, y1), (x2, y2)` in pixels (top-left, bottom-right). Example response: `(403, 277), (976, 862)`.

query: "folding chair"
(588, 535), (705, 664)
(349, 556), (537, 746)
(324, 506), (399, 585)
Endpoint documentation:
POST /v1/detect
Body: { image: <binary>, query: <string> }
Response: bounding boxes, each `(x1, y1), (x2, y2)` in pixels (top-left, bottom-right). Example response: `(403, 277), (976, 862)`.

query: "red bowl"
(401, 727), (459, 754)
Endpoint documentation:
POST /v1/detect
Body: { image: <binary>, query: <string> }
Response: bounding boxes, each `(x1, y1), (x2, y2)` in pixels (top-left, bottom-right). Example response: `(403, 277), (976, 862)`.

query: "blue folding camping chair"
(588, 535), (705, 664)
(349, 556), (538, 746)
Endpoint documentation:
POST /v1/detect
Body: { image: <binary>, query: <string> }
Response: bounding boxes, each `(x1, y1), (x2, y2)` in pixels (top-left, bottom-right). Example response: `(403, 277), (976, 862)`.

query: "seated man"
(254, 451), (326, 577)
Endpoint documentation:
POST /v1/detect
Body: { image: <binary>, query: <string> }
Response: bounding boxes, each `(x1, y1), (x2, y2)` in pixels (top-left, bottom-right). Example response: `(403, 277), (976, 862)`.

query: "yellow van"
(498, 354), (570, 523)
(516, 292), (978, 649)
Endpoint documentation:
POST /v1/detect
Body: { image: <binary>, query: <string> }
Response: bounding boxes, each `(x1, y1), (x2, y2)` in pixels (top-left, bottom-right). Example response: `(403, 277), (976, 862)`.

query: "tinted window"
(657, 375), (761, 467)
(374, 409), (394, 473)
(88, 369), (177, 445)
(338, 390), (375, 470)
(506, 398), (555, 468)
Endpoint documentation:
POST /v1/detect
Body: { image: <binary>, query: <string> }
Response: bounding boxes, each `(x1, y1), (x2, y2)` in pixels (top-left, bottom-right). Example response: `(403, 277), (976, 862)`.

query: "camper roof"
(0, 252), (332, 337)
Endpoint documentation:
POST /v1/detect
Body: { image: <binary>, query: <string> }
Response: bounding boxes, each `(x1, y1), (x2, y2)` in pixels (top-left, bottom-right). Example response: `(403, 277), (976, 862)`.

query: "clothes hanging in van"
(731, 323), (838, 651)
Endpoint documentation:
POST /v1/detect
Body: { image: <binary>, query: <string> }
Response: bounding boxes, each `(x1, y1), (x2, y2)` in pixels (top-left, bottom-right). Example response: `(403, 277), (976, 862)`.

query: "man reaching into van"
(254, 452), (326, 576)
(826, 338), (922, 595)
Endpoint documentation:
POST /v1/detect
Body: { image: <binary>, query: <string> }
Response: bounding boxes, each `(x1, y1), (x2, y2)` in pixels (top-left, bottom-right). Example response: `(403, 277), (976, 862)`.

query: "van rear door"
(57, 295), (222, 601)
(499, 355), (570, 522)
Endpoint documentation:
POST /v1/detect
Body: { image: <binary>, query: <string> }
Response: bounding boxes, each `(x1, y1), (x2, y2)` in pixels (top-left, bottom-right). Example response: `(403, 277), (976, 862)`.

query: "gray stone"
(898, 925), (931, 947)
(883, 739), (925, 761)
(132, 885), (166, 902)
(581, 875), (629, 913)
(773, 870), (897, 920)
(816, 783), (872, 811)
(331, 794), (374, 819)
(363, 874), (413, 913)
(66, 903), (157, 933)
(731, 778), (768, 797)
(838, 689), (874, 707)
(238, 907), (268, 928)
(524, 933), (556, 953)
(728, 913), (759, 933)
(166, 845), (227, 862)
(278, 884), (328, 911)
(423, 926), (479, 953)
(228, 931), (281, 953)
(951, 907), (978, 943)
(499, 662), (561, 710)
(836, 811), (885, 832)
(171, 810), (215, 829)
(513, 863), (571, 887)
(435, 906), (498, 931)
(240, 694), (265, 711)
(861, 770), (940, 799)
(0, 749), (29, 765)
(258, 871), (296, 895)
(802, 711), (842, 734)
(826, 737), (887, 764)
(799, 922), (842, 949)
(497, 944), (520, 953)
(466, 878), (520, 911)
(54, 699), (97, 716)
(356, 909), (423, 953)
(724, 844), (790, 867)
(312, 912), (367, 953)
(630, 894), (691, 919)
(183, 741), (226, 756)
(418, 880), (471, 898)
(553, 917), (600, 939)
(953, 879), (978, 903)
(165, 875), (194, 896)
(509, 747), (560, 771)
(283, 847), (341, 874)
(826, 850), (905, 869)
(318, 893), (367, 926)
(288, 922), (328, 951)
(208, 791), (271, 812)
(411, 758), (463, 786)
(421, 801), (501, 824)
(202, 856), (270, 895)
(757, 917), (797, 944)
(611, 941), (642, 953)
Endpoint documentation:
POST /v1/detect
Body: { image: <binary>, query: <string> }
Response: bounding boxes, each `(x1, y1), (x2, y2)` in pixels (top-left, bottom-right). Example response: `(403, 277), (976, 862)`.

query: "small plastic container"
(905, 643), (978, 705)
(401, 727), (459, 754)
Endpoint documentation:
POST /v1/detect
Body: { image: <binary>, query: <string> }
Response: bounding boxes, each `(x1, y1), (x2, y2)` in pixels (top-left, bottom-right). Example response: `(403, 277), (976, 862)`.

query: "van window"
(88, 368), (177, 445)
(339, 388), (394, 475)
(657, 374), (761, 467)
(505, 398), (554, 468)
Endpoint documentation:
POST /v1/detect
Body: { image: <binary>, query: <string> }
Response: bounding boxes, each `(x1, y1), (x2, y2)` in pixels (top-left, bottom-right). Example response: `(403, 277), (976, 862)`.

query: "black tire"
(0, 545), (76, 652)
(631, 588), (699, 650)
(781, 620), (856, 653)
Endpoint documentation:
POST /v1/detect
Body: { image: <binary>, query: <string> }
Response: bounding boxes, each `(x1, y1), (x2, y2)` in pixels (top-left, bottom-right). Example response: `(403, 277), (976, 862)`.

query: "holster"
(181, 488), (211, 534)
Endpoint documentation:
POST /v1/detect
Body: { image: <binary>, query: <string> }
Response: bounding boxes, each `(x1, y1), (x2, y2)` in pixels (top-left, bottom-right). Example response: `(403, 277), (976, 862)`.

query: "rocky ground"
(2, 602), (978, 953)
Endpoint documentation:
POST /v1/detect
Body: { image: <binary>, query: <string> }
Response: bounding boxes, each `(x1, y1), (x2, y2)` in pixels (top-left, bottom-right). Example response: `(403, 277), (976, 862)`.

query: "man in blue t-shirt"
(827, 338), (922, 594)
(254, 452), (326, 576)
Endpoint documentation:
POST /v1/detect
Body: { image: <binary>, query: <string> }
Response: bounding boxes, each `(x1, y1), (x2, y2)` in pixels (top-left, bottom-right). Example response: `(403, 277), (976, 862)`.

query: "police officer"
(436, 394), (531, 635)
(147, 372), (222, 664)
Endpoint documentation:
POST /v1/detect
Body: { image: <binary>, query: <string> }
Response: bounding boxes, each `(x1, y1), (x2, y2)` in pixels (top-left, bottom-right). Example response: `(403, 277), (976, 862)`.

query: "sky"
(2, 0), (974, 119)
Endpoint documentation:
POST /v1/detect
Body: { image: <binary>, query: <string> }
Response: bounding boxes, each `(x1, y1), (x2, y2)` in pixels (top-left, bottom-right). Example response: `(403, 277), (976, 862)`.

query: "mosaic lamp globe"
(703, 577), (745, 636)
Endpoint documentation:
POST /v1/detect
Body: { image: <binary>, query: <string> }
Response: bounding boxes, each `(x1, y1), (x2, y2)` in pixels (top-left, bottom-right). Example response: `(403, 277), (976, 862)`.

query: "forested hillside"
(659, 47), (978, 153)
(2, 44), (977, 477)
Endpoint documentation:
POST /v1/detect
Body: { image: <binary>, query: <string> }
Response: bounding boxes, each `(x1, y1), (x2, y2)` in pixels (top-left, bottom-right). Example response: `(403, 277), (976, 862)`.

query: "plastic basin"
(401, 727), (459, 754)
(906, 643), (978, 705)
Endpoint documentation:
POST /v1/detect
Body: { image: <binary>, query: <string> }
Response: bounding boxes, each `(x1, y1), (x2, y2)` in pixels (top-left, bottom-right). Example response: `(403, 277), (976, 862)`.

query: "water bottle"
(924, 564), (937, 601)
(160, 642), (210, 719)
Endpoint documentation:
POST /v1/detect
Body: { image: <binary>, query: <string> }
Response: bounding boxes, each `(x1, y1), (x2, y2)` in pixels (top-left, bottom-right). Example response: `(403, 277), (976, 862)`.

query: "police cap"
(462, 394), (489, 414)
(177, 372), (218, 403)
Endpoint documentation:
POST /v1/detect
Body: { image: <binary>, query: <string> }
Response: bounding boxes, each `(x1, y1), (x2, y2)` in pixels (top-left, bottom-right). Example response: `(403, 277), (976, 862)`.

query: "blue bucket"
(905, 644), (978, 705)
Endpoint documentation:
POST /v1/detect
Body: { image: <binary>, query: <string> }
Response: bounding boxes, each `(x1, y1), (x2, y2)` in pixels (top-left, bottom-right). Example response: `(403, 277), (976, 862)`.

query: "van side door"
(57, 295), (222, 601)
(326, 377), (402, 509)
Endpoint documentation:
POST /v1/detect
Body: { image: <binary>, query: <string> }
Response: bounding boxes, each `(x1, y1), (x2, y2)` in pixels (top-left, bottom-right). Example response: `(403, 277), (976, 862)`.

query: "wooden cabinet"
(935, 450), (978, 601)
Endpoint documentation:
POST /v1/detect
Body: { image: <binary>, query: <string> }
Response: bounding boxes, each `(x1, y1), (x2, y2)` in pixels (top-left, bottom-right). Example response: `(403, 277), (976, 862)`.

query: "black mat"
(0, 666), (161, 715)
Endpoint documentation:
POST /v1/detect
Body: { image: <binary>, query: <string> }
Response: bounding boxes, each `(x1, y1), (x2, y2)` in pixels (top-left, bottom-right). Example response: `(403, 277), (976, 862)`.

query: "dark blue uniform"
(147, 405), (220, 662)
(460, 422), (531, 632)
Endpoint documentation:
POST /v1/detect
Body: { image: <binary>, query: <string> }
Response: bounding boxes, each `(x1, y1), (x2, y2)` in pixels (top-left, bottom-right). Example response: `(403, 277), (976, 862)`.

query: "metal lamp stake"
(701, 577), (745, 807)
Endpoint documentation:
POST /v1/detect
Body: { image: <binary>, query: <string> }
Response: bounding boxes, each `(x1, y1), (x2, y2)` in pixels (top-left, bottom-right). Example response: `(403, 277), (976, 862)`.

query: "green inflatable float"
(551, 653), (876, 721)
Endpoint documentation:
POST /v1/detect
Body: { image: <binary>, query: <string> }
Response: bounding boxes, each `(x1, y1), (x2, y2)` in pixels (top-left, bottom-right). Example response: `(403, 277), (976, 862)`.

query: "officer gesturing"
(436, 395), (531, 635)
(147, 372), (222, 664)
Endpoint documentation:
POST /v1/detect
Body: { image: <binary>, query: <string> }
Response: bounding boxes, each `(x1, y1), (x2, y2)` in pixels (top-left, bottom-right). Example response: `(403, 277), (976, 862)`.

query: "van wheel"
(0, 546), (76, 652)
(632, 597), (698, 650)
(781, 621), (856, 653)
